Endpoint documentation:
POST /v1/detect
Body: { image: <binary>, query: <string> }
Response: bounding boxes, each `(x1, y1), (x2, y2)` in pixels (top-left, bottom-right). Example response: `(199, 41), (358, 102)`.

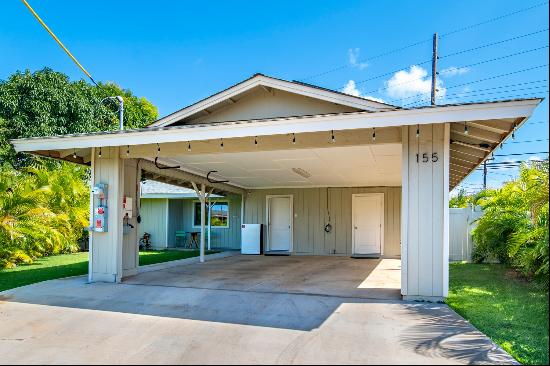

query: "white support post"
(200, 183), (206, 263)
(206, 188), (214, 251)
(192, 182), (207, 263)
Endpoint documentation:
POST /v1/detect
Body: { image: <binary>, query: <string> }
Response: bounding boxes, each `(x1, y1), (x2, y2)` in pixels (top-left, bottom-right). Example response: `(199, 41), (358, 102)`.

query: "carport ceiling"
(158, 144), (402, 188)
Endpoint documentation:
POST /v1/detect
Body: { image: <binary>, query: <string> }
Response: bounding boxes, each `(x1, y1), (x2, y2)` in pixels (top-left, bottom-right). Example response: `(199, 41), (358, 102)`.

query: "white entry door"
(267, 196), (293, 251)
(352, 193), (384, 255)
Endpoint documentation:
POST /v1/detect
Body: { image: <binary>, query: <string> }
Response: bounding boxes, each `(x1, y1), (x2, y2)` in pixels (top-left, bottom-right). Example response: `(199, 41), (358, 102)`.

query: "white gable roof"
(148, 73), (397, 128)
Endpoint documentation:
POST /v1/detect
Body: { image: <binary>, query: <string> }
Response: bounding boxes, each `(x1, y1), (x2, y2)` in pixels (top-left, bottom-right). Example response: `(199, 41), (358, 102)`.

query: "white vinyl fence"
(449, 206), (484, 262)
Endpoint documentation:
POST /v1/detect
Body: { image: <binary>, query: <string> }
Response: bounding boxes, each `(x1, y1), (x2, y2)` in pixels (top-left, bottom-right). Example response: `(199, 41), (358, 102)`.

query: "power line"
(445, 45), (549, 70)
(394, 64), (549, 106)
(506, 138), (549, 144)
(389, 79), (548, 104)
(354, 59), (432, 86)
(346, 47), (548, 101)
(439, 28), (549, 59)
(297, 39), (433, 81)
(404, 89), (548, 108)
(408, 85), (548, 106)
(448, 85), (548, 99)
(493, 151), (549, 157)
(297, 2), (548, 83)
(439, 1), (549, 38)
(21, 0), (100, 88)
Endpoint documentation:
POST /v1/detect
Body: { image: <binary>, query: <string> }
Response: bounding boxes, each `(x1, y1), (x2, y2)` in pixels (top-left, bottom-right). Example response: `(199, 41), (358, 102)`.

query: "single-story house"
(11, 73), (542, 301)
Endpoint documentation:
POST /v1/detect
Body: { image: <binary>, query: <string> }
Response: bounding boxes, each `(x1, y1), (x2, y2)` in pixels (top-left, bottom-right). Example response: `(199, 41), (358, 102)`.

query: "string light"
(331, 130), (335, 143)
(187, 141), (191, 152)
(126, 145), (130, 156)
(157, 143), (161, 155)
(464, 122), (469, 135)
(292, 133), (296, 144)
(98, 147), (102, 158)
(372, 127), (376, 141)
(416, 124), (420, 138)
(512, 123), (517, 140)
(72, 149), (77, 159)
(220, 138), (224, 149)
(254, 136), (258, 146)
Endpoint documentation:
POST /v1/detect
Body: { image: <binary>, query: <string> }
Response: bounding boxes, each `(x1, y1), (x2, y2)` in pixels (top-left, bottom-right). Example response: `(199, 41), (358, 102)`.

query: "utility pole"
(431, 33), (438, 106)
(483, 160), (487, 190)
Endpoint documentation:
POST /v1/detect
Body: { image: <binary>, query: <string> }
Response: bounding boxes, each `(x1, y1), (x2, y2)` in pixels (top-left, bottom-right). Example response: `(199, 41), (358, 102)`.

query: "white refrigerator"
(241, 224), (262, 255)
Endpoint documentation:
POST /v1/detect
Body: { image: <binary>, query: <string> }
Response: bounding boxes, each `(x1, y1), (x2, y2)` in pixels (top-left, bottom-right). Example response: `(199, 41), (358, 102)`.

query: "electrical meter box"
(91, 183), (108, 232)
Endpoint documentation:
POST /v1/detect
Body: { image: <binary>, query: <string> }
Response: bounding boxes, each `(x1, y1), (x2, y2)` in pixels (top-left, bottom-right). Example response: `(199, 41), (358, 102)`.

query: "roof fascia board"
(12, 99), (541, 152)
(149, 77), (261, 127)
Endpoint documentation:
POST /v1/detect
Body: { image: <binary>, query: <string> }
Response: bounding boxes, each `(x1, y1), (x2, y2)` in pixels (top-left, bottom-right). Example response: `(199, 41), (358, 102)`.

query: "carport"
(10, 74), (542, 301)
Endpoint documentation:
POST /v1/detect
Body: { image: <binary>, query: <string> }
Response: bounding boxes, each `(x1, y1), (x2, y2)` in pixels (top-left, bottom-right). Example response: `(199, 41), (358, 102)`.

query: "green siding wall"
(139, 198), (168, 249)
(178, 195), (242, 250)
(244, 187), (401, 256)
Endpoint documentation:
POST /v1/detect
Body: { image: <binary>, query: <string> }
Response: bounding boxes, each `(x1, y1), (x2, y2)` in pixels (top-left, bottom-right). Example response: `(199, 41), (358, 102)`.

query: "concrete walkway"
(0, 255), (516, 364)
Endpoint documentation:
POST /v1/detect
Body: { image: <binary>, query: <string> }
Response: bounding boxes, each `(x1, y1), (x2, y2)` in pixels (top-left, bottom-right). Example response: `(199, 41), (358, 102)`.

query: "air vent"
(292, 167), (311, 179)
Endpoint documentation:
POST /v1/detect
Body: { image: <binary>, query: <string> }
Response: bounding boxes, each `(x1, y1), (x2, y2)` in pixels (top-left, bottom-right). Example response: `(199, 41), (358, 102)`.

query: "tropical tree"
(472, 160), (549, 284)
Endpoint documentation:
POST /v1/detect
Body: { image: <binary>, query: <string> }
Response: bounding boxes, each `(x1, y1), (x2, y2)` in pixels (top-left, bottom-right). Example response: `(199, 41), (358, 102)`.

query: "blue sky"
(1, 0), (548, 192)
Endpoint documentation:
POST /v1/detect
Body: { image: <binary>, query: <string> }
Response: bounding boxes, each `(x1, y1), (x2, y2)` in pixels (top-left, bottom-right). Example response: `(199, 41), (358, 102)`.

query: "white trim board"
(12, 99), (541, 152)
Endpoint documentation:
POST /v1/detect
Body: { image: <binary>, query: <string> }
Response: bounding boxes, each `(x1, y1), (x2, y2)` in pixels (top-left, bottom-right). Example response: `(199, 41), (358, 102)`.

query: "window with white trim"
(193, 201), (229, 228)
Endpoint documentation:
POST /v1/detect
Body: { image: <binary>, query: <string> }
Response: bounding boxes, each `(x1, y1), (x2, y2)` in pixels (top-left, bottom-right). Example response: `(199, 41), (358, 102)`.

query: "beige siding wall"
(244, 187), (401, 256)
(185, 88), (359, 125)
(121, 159), (139, 277)
(90, 147), (124, 282)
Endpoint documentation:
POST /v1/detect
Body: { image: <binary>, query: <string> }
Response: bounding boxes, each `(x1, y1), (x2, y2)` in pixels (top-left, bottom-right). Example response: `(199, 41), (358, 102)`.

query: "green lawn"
(447, 262), (549, 365)
(0, 250), (218, 293)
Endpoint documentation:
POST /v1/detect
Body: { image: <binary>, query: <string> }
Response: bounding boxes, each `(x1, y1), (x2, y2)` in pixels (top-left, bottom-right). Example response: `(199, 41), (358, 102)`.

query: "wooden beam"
(469, 119), (514, 134)
(450, 123), (502, 144)
(450, 143), (487, 159)
(121, 127), (402, 159)
(451, 140), (491, 153)
(451, 157), (476, 169)
(260, 85), (272, 94)
(450, 163), (470, 173)
(450, 149), (483, 164)
(141, 159), (245, 195)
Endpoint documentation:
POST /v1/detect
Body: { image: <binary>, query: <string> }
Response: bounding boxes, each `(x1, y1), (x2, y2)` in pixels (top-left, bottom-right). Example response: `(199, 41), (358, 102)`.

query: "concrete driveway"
(0, 255), (515, 364)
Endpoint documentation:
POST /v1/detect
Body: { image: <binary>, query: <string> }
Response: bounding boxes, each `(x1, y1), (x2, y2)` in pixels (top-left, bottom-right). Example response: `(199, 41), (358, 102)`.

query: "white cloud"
(342, 80), (385, 103)
(342, 79), (361, 96)
(440, 66), (470, 77)
(385, 65), (446, 99)
(348, 48), (369, 70)
(364, 95), (386, 103)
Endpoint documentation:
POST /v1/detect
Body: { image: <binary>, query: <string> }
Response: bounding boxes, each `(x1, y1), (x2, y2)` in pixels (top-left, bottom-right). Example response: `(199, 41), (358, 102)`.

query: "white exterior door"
(268, 196), (292, 251)
(353, 194), (384, 255)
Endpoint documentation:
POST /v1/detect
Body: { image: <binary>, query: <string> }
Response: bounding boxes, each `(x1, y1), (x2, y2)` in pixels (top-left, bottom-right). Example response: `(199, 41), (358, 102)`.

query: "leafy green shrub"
(472, 161), (549, 284)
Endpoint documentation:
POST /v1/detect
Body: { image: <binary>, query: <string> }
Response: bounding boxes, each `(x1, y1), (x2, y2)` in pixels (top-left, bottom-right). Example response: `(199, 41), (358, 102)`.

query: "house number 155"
(416, 152), (439, 163)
